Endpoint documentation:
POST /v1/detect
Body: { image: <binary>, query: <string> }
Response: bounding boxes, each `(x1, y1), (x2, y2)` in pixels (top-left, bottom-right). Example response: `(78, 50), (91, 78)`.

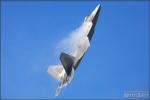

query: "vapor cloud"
(56, 21), (92, 58)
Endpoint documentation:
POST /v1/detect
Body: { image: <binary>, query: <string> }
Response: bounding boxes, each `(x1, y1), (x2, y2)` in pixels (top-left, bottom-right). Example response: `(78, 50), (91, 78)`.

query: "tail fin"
(60, 52), (75, 75)
(47, 64), (63, 82)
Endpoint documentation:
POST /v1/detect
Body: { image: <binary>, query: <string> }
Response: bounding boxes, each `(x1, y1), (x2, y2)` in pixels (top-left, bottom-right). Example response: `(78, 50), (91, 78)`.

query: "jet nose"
(92, 4), (100, 16)
(96, 4), (100, 9)
(89, 4), (100, 21)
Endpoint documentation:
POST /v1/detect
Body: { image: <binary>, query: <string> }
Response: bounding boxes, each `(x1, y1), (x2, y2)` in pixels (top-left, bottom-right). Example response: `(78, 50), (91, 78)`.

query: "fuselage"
(60, 4), (100, 88)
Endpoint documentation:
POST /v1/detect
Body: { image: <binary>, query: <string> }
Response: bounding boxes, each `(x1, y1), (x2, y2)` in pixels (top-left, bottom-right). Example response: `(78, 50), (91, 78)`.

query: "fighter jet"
(48, 4), (101, 96)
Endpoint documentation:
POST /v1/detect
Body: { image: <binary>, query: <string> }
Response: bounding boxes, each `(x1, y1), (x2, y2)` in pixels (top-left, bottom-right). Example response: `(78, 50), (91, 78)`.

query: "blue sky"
(1, 1), (149, 99)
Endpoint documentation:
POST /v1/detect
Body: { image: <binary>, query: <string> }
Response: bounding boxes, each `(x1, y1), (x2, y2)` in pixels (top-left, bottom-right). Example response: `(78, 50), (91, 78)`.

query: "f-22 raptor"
(48, 4), (101, 96)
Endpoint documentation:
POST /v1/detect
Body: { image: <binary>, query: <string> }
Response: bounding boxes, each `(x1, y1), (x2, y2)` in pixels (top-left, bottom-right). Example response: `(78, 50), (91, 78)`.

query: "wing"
(47, 64), (64, 82)
(60, 52), (75, 75)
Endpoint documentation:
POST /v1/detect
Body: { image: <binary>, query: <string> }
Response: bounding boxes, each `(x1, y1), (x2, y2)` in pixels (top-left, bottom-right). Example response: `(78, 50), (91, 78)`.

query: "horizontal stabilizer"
(47, 64), (63, 82)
